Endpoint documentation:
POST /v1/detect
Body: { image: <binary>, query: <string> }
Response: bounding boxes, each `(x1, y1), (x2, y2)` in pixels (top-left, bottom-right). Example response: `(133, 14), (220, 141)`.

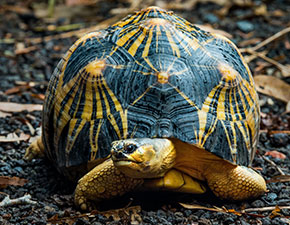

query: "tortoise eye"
(125, 144), (137, 153)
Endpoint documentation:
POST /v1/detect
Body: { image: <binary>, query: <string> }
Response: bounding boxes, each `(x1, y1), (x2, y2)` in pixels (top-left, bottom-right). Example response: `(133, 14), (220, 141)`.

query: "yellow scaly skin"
(112, 138), (267, 201)
(25, 137), (266, 210)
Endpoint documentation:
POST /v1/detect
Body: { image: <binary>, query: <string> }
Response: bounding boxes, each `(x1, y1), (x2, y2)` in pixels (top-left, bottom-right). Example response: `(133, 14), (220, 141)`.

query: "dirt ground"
(0, 0), (289, 224)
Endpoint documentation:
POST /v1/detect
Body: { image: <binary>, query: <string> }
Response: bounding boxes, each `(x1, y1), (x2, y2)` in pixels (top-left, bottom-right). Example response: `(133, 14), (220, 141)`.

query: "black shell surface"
(42, 7), (260, 175)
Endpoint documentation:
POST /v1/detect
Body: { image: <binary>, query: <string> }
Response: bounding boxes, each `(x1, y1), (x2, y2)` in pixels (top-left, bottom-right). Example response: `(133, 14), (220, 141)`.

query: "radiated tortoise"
(25, 6), (267, 211)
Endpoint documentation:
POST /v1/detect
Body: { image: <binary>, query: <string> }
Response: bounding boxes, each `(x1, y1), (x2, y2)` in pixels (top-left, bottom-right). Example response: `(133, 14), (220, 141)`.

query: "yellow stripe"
(82, 77), (94, 121)
(142, 27), (153, 57)
(201, 115), (217, 146)
(229, 87), (236, 121)
(201, 86), (217, 114)
(172, 30), (192, 56)
(95, 78), (103, 119)
(65, 119), (86, 156)
(132, 86), (152, 106)
(109, 45), (119, 56)
(100, 78), (126, 139)
(128, 27), (147, 56)
(102, 77), (122, 112)
(177, 31), (200, 51)
(230, 121), (237, 156)
(90, 120), (103, 160)
(165, 29), (180, 57)
(72, 77), (86, 119)
(144, 57), (158, 72)
(216, 87), (226, 120)
(197, 110), (207, 146)
(236, 121), (250, 150)
(107, 114), (121, 139)
(98, 84), (120, 139)
(237, 83), (249, 116)
(166, 58), (177, 73)
(171, 85), (197, 109)
(220, 121), (236, 162)
(240, 79), (255, 106)
(171, 68), (189, 76)
(122, 109), (128, 139)
(233, 86), (242, 120)
(116, 28), (140, 47)
(156, 25), (160, 53)
(54, 74), (80, 129)
(113, 14), (135, 28)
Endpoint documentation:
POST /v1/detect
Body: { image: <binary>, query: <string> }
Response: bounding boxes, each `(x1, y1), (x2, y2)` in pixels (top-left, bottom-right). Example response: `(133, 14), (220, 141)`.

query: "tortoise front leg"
(74, 158), (143, 211)
(24, 137), (45, 160)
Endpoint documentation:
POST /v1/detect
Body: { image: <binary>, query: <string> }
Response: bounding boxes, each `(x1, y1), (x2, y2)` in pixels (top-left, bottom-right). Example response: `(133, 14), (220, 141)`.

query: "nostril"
(115, 151), (124, 159)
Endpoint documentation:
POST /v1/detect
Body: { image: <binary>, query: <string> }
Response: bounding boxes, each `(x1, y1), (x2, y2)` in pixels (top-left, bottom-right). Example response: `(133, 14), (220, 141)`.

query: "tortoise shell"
(42, 7), (260, 178)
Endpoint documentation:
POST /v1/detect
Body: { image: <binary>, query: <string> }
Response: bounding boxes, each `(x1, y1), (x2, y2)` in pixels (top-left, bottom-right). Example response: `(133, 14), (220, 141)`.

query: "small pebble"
(271, 133), (289, 147)
(237, 21), (254, 33)
(265, 192), (278, 202)
(251, 199), (264, 208)
(205, 14), (219, 23)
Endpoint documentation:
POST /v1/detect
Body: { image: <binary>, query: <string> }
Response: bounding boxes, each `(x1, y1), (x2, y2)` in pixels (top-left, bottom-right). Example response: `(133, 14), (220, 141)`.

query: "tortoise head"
(111, 138), (176, 178)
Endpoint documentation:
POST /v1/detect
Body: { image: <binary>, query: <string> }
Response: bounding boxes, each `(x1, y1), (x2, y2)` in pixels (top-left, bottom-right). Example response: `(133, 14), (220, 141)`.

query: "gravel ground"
(0, 0), (290, 224)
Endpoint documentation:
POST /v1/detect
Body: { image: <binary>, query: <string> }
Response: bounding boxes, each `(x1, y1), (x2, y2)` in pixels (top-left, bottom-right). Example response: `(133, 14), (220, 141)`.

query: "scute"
(43, 7), (259, 177)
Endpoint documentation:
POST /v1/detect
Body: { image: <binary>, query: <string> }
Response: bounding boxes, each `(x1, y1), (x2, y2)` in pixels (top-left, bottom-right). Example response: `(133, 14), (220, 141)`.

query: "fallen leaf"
(227, 209), (242, 216)
(264, 150), (286, 159)
(254, 75), (290, 102)
(267, 175), (290, 183)
(0, 102), (42, 113)
(269, 206), (282, 219)
(0, 133), (30, 143)
(4, 85), (30, 95)
(0, 176), (28, 188)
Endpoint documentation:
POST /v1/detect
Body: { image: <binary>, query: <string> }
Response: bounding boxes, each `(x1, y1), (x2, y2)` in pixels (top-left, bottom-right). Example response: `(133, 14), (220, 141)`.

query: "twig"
(239, 27), (290, 77)
(262, 156), (285, 175)
(15, 45), (38, 55)
(243, 48), (290, 76)
(180, 203), (290, 217)
(0, 194), (37, 207)
(242, 206), (290, 212)
(251, 26), (290, 51)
